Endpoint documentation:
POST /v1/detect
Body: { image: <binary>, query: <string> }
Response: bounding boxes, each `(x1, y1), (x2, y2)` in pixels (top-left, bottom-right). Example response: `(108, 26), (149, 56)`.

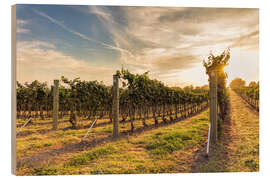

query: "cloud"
(16, 19), (31, 34)
(88, 6), (116, 24)
(230, 30), (259, 50)
(16, 6), (259, 87)
(17, 28), (30, 34)
(158, 8), (258, 24)
(33, 9), (134, 58)
(17, 41), (115, 85)
(18, 41), (56, 49)
(17, 19), (28, 25)
(93, 6), (259, 76)
(151, 55), (199, 72)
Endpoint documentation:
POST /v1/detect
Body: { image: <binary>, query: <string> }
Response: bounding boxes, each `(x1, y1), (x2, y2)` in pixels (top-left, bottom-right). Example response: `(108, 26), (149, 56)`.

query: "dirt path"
(191, 90), (259, 172)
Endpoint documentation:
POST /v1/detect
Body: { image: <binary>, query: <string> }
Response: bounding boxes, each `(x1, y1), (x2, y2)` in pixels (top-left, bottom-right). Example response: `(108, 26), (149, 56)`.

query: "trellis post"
(112, 75), (119, 138)
(209, 71), (218, 146)
(53, 79), (59, 130)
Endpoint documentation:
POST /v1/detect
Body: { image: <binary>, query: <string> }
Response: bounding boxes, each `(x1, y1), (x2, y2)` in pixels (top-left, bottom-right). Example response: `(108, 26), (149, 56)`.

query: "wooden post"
(53, 79), (59, 130)
(112, 75), (119, 138)
(209, 71), (218, 146)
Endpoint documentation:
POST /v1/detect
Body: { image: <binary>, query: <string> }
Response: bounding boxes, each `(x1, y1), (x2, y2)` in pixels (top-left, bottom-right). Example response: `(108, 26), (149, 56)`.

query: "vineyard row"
(233, 85), (259, 111)
(16, 70), (210, 132)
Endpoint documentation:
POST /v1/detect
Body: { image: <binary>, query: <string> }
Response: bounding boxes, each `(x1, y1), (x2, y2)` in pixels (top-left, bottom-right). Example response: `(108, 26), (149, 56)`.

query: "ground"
(16, 90), (259, 175)
(191, 90), (259, 172)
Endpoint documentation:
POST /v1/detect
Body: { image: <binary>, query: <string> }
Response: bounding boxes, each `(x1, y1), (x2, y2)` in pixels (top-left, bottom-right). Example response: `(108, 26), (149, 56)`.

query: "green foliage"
(244, 159), (258, 171)
(16, 80), (50, 119)
(118, 68), (209, 109)
(64, 146), (115, 167)
(34, 167), (58, 175)
(146, 131), (194, 155)
(16, 70), (209, 130)
(233, 83), (259, 101)
(16, 77), (112, 128)
(116, 68), (209, 130)
(232, 81), (259, 110)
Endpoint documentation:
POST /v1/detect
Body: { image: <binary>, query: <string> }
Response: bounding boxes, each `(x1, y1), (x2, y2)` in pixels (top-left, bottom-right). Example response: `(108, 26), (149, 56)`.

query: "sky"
(16, 5), (259, 87)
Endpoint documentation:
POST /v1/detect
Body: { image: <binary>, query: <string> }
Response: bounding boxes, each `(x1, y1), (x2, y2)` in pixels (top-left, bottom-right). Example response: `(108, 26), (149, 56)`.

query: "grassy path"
(191, 90), (259, 172)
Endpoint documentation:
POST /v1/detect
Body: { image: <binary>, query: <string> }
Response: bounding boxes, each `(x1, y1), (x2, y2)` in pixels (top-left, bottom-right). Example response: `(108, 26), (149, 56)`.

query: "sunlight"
(224, 48), (259, 85)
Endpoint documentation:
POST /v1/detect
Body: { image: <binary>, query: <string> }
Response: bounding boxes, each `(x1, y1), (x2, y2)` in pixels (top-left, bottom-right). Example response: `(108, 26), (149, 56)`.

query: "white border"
(1, 0), (269, 179)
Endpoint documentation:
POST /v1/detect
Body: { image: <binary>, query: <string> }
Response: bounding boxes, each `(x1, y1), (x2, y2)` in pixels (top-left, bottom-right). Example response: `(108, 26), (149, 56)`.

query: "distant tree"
(201, 85), (209, 90)
(249, 81), (258, 87)
(183, 85), (194, 92)
(171, 87), (182, 91)
(229, 78), (246, 89)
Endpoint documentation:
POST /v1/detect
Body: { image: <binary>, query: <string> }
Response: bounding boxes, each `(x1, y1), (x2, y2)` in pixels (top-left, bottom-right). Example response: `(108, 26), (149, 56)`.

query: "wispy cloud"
(33, 9), (134, 58)
(17, 28), (30, 34)
(93, 7), (259, 76)
(17, 19), (28, 25)
(16, 19), (31, 34)
(16, 6), (259, 87)
(89, 6), (116, 24)
(230, 30), (259, 49)
(18, 41), (56, 49)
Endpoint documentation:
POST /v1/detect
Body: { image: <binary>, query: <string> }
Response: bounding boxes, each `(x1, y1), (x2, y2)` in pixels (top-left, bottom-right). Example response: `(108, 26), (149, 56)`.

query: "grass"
(15, 92), (259, 175)
(16, 110), (210, 175)
(193, 91), (259, 173)
(16, 118), (105, 159)
(145, 131), (195, 155)
(34, 167), (58, 176)
(16, 109), (205, 160)
(64, 145), (116, 167)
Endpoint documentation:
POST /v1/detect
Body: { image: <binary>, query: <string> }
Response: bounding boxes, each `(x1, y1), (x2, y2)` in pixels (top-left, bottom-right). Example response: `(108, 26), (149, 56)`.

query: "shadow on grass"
(17, 106), (208, 138)
(190, 99), (232, 173)
(16, 116), (110, 128)
(17, 107), (208, 169)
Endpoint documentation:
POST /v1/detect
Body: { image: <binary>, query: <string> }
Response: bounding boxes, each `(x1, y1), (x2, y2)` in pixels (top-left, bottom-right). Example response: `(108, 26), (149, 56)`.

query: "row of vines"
(232, 83), (259, 111)
(16, 69), (210, 132)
